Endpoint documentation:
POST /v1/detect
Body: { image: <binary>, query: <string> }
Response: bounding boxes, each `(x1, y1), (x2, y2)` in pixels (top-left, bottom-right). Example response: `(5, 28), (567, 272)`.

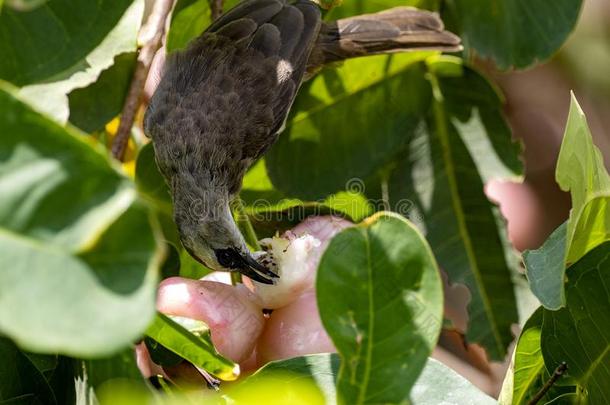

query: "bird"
(144, 0), (460, 284)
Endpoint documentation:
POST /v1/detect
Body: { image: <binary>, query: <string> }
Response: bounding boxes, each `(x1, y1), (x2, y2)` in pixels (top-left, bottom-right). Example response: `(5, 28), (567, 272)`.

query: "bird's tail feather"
(307, 7), (461, 71)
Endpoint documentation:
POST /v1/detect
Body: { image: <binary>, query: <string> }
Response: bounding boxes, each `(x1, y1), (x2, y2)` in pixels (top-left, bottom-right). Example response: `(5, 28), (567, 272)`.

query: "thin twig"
(527, 362), (568, 405)
(209, 0), (224, 21)
(111, 0), (175, 161)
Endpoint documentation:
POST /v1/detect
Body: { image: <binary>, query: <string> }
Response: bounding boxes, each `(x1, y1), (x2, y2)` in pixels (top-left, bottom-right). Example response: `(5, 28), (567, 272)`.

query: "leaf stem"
(111, 0), (175, 161)
(527, 362), (567, 405)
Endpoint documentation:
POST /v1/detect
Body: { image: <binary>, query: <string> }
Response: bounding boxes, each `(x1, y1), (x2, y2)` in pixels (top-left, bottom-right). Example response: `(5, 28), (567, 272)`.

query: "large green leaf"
(266, 52), (433, 200)
(251, 354), (495, 405)
(166, 0), (240, 52)
(0, 0), (143, 122)
(501, 307), (573, 405)
(68, 52), (136, 133)
(0, 84), (162, 356)
(0, 337), (57, 404)
(145, 313), (238, 381)
(317, 212), (443, 404)
(445, 0), (583, 69)
(382, 57), (519, 360)
(526, 95), (610, 310)
(541, 241), (610, 404)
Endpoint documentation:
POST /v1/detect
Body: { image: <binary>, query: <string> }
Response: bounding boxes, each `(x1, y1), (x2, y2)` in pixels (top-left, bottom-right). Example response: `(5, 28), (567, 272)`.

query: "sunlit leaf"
(541, 241), (610, 404)
(145, 313), (238, 381)
(0, 0), (143, 122)
(382, 57), (519, 360)
(317, 212), (443, 404)
(0, 83), (162, 356)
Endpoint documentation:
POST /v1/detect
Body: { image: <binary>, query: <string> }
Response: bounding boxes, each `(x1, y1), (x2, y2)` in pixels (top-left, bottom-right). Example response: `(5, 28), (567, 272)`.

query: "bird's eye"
(215, 248), (241, 269)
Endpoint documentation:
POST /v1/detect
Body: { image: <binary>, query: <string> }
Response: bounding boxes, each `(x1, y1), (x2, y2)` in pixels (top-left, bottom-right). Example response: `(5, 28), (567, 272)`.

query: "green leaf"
(266, 53), (433, 200)
(68, 52), (136, 133)
(323, 0), (424, 19)
(502, 307), (573, 405)
(383, 57), (519, 360)
(411, 358), (497, 404)
(445, 0), (583, 69)
(508, 308), (547, 404)
(166, 0), (241, 52)
(541, 241), (610, 404)
(0, 84), (162, 356)
(0, 0), (144, 122)
(3, 0), (48, 11)
(145, 313), (238, 381)
(557, 94), (610, 265)
(83, 347), (145, 390)
(0, 337), (57, 404)
(530, 95), (610, 310)
(317, 212), (443, 404)
(523, 223), (567, 310)
(250, 354), (495, 405)
(135, 143), (173, 213)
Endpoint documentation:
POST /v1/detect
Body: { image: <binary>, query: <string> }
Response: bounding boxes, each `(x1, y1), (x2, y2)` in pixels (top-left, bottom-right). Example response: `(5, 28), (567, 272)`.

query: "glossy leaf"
(445, 0), (583, 69)
(266, 53), (433, 200)
(523, 223), (567, 310)
(145, 313), (238, 381)
(529, 95), (610, 310)
(166, 0), (240, 52)
(540, 241), (610, 404)
(0, 84), (162, 356)
(557, 95), (610, 265)
(0, 0), (143, 123)
(317, 212), (443, 404)
(68, 52), (136, 133)
(382, 57), (519, 360)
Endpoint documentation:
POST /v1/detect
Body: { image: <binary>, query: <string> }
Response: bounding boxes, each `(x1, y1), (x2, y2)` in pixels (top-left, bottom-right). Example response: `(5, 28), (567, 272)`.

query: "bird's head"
(172, 180), (278, 284)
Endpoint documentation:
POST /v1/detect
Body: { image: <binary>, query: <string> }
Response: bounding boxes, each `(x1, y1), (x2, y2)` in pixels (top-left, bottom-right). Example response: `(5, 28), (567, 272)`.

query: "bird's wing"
(208, 0), (322, 159)
(145, 0), (321, 188)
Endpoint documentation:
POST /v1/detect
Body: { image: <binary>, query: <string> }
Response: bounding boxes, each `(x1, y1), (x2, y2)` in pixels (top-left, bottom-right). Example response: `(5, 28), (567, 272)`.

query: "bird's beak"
(237, 253), (279, 285)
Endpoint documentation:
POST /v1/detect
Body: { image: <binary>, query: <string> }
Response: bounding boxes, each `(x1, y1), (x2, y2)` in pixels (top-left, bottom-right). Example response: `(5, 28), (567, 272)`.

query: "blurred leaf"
(251, 354), (495, 405)
(135, 143), (172, 213)
(313, 0), (342, 10)
(411, 358), (497, 404)
(68, 52), (136, 133)
(317, 212), (443, 404)
(145, 313), (237, 381)
(166, 0), (240, 52)
(0, 84), (162, 356)
(0, 0), (143, 122)
(541, 241), (610, 404)
(324, 0), (423, 19)
(83, 347), (145, 390)
(382, 57), (519, 360)
(0, 337), (57, 404)
(445, 0), (583, 69)
(266, 53), (433, 200)
(250, 354), (340, 405)
(523, 223), (567, 310)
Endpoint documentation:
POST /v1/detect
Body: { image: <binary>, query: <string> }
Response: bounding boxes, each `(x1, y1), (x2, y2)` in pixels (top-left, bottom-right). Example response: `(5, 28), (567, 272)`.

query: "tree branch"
(527, 362), (568, 405)
(111, 0), (175, 161)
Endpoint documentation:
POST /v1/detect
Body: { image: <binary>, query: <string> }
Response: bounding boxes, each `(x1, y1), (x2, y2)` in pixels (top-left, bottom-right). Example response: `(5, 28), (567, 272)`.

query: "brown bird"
(144, 0), (460, 284)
